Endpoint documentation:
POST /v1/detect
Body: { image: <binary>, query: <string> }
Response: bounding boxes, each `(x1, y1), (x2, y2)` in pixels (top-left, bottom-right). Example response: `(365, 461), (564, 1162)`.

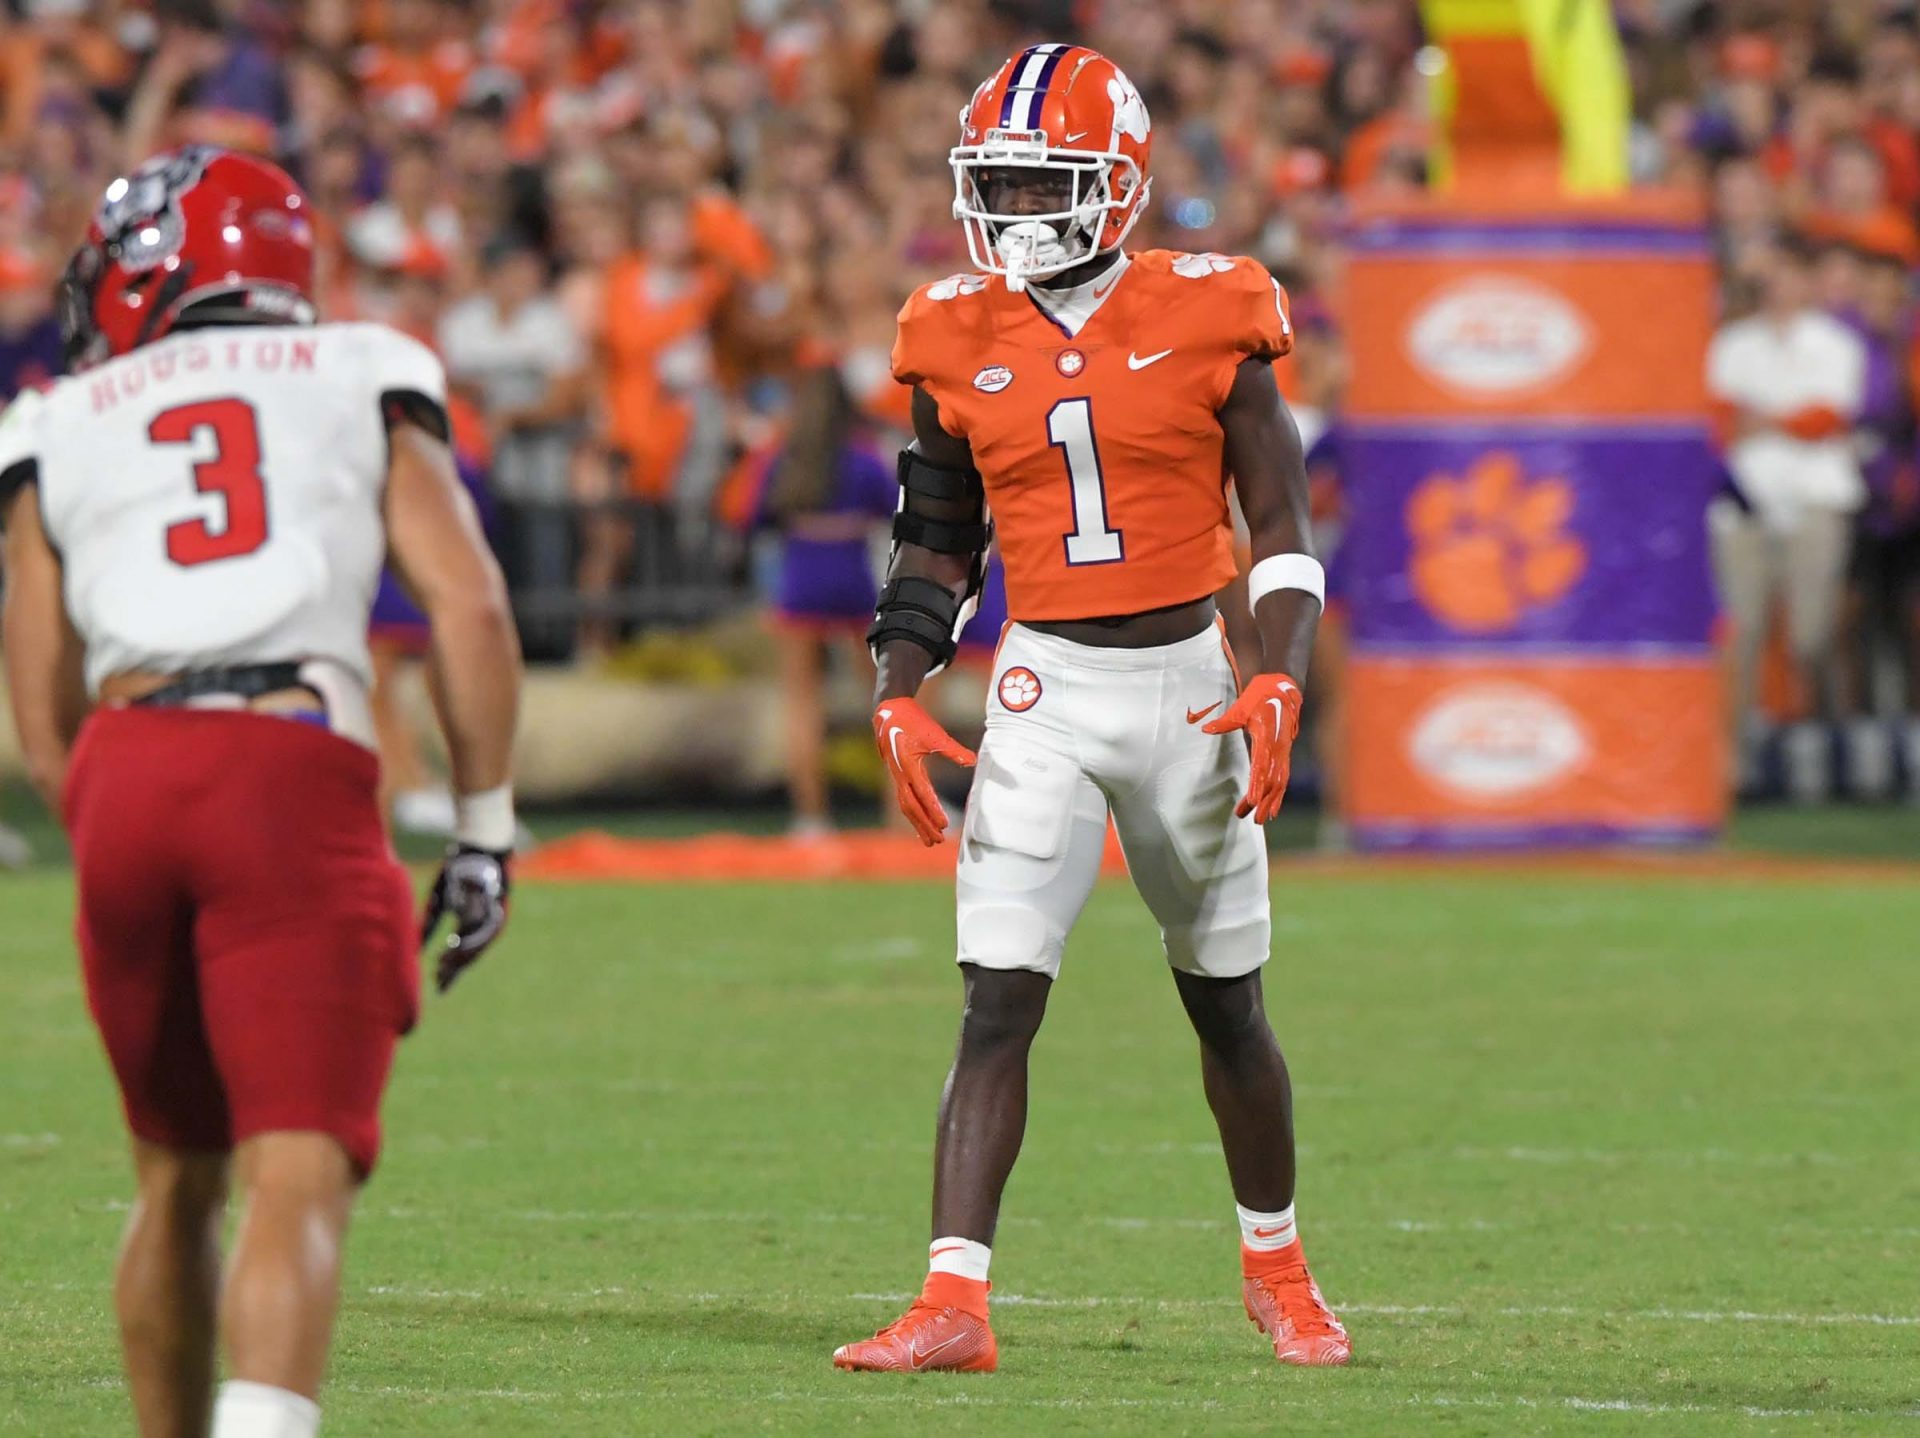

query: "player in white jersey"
(0, 147), (523, 1438)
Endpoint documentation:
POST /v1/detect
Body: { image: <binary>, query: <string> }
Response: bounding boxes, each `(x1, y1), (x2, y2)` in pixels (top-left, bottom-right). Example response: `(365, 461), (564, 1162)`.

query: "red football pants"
(64, 707), (418, 1177)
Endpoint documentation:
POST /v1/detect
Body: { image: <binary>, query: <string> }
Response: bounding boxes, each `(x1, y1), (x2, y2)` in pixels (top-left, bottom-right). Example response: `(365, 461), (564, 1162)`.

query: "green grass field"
(4, 854), (1920, 1434)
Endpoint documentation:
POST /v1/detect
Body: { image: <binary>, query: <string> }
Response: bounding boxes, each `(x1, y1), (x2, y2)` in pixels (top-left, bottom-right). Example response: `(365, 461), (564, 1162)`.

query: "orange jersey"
(892, 250), (1290, 621)
(602, 255), (728, 499)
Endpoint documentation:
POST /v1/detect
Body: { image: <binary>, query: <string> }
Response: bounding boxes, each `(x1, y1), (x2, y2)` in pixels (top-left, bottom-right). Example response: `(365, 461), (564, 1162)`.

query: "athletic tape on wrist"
(1247, 553), (1326, 611)
(455, 785), (517, 852)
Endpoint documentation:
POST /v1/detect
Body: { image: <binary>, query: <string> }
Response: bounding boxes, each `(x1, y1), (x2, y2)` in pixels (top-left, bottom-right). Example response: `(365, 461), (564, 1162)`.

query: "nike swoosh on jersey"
(1128, 348), (1173, 370)
(1186, 702), (1221, 724)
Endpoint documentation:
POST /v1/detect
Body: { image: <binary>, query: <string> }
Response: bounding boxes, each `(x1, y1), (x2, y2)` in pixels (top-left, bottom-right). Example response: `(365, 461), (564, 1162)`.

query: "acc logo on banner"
(1405, 276), (1590, 396)
(1407, 682), (1590, 799)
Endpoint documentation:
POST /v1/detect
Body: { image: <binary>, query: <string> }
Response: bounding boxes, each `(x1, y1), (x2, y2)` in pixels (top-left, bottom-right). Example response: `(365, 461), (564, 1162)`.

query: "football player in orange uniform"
(833, 45), (1349, 1374)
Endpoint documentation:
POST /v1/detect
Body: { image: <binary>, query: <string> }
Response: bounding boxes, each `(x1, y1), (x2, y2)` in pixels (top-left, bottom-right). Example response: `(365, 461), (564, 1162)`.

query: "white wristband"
(454, 785), (517, 852)
(1247, 553), (1326, 611)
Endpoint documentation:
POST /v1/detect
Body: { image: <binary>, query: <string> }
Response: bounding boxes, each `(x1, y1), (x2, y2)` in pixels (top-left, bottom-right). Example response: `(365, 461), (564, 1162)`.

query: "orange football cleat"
(832, 1299), (998, 1374)
(1242, 1247), (1352, 1367)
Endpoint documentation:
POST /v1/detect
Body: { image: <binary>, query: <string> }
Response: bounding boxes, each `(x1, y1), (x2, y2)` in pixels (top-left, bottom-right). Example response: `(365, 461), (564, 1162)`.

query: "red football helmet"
(58, 146), (317, 370)
(952, 44), (1154, 291)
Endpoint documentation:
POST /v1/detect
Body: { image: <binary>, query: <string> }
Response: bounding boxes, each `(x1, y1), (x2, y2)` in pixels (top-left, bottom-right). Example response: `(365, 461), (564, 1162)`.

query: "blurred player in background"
(0, 147), (522, 1438)
(836, 46), (1348, 1375)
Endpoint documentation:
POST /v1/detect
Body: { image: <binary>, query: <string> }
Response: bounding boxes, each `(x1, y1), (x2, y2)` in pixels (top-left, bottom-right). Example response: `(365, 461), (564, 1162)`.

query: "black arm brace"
(892, 449), (991, 554)
(868, 448), (992, 672)
(867, 575), (964, 670)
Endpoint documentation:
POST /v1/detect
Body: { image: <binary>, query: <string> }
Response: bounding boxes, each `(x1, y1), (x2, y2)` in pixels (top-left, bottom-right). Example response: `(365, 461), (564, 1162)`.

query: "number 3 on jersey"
(150, 398), (270, 568)
(1048, 398), (1123, 566)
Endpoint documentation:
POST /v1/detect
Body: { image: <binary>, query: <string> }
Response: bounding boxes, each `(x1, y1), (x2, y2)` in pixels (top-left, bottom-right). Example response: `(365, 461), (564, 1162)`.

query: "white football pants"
(955, 621), (1271, 980)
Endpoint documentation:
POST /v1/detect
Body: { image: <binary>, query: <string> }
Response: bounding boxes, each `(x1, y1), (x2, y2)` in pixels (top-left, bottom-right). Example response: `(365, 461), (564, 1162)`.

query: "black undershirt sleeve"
(0, 458), (37, 532)
(380, 390), (451, 444)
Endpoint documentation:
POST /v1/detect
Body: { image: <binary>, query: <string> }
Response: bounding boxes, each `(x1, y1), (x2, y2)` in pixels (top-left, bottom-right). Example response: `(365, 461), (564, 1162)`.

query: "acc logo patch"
(998, 666), (1042, 712)
(1055, 349), (1086, 378)
(973, 364), (1014, 393)
(1406, 276), (1590, 396)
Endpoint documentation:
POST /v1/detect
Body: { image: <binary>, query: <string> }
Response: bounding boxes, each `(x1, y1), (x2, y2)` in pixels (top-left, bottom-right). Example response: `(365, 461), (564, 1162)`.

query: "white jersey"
(0, 322), (444, 707)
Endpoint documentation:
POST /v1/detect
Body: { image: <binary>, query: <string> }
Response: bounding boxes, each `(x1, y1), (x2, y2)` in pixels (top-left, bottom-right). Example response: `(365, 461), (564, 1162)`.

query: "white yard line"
(315, 1381), (1899, 1420)
(23, 1129), (1905, 1170)
(45, 1196), (1920, 1244)
(1449, 1144), (1865, 1168)
(78, 1372), (1909, 1419)
(367, 1205), (1920, 1241)
(26, 1275), (1918, 1329)
(850, 1292), (1920, 1326)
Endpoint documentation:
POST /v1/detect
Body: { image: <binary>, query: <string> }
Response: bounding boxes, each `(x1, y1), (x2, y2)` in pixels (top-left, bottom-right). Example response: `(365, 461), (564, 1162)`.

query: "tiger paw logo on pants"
(998, 666), (1042, 712)
(1406, 453), (1586, 632)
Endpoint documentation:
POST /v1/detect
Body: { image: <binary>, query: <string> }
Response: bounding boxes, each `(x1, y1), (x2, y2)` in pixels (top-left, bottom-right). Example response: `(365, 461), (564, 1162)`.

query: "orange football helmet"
(952, 44), (1153, 291)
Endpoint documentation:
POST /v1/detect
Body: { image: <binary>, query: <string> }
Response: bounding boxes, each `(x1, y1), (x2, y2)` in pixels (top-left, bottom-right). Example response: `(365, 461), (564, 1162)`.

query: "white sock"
(928, 1236), (992, 1282)
(211, 1381), (320, 1438)
(1237, 1202), (1298, 1252)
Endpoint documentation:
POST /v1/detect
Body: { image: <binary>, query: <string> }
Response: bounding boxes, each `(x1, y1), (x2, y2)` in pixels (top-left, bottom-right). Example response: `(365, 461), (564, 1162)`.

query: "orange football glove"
(1190, 673), (1304, 824)
(874, 697), (977, 846)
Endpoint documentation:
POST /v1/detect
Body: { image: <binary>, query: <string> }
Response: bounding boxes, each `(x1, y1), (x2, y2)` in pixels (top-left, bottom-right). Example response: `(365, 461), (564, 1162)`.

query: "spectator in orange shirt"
(1807, 133), (1920, 265)
(600, 194), (728, 501)
(575, 191), (728, 656)
(352, 0), (473, 128)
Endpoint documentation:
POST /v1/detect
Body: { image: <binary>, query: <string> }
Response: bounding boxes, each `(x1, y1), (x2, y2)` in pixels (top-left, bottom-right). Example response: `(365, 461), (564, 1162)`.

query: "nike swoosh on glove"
(421, 845), (511, 993)
(873, 697), (977, 846)
(1190, 673), (1303, 824)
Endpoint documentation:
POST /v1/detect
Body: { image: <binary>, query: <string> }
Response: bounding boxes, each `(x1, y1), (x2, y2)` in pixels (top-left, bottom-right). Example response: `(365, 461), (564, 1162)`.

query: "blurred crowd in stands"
(2, 0), (1920, 809)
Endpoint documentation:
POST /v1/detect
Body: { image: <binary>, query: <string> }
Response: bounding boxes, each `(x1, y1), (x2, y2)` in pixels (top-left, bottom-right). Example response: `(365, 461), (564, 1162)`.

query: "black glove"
(420, 845), (511, 993)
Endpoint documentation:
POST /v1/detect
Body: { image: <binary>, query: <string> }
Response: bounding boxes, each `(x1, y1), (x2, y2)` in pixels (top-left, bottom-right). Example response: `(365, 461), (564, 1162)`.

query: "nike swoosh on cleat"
(1186, 702), (1221, 724)
(907, 1332), (971, 1370)
(1128, 348), (1173, 370)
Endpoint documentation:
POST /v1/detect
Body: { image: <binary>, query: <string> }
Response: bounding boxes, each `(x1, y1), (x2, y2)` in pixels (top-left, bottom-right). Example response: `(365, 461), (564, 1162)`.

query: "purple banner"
(1335, 427), (1720, 649)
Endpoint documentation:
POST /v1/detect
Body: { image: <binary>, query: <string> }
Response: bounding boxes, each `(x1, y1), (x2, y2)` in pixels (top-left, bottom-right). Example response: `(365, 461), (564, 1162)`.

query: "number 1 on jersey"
(151, 398), (270, 568)
(1048, 398), (1123, 566)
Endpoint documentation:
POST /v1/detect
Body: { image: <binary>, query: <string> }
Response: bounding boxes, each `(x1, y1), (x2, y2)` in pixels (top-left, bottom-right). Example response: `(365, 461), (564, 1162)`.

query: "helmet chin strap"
(996, 220), (1080, 294)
